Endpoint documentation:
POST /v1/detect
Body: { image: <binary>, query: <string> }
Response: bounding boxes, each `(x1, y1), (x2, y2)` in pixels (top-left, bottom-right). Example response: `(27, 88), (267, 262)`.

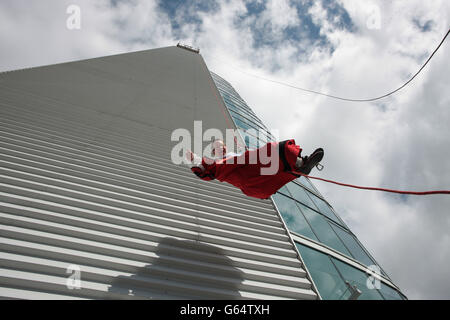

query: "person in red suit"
(186, 139), (324, 199)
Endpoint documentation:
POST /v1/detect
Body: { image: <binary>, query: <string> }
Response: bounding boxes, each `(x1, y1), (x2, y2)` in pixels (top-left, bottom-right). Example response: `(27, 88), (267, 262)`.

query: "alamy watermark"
(366, 4), (381, 30)
(171, 121), (281, 175)
(66, 264), (81, 290)
(66, 5), (81, 30)
(366, 264), (382, 290)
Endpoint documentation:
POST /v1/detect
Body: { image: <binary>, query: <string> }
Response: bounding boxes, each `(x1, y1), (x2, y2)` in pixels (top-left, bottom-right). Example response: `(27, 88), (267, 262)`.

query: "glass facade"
(210, 71), (405, 300)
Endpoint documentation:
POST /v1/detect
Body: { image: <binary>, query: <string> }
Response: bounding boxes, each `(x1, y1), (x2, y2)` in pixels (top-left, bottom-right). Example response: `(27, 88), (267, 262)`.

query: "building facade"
(0, 45), (405, 299)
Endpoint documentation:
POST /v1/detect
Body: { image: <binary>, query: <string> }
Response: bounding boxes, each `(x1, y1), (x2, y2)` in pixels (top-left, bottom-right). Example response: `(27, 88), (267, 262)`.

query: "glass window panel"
(225, 101), (265, 127)
(329, 223), (376, 267)
(277, 186), (290, 196)
(238, 129), (253, 147)
(221, 97), (270, 134)
(237, 121), (269, 138)
(226, 94), (246, 107)
(307, 192), (342, 225)
(258, 132), (271, 143)
(286, 182), (318, 210)
(297, 176), (319, 193)
(248, 140), (258, 149)
(229, 108), (253, 124)
(230, 107), (263, 124)
(256, 135), (269, 145)
(224, 101), (239, 112)
(246, 132), (267, 146)
(224, 97), (245, 110)
(379, 283), (404, 300)
(236, 124), (269, 141)
(243, 120), (262, 133)
(238, 128), (266, 150)
(242, 135), (249, 147)
(298, 203), (352, 256)
(228, 101), (248, 113)
(272, 193), (318, 241)
(232, 117), (252, 130)
(295, 243), (351, 300)
(248, 133), (258, 145)
(331, 258), (384, 300)
(379, 268), (390, 280)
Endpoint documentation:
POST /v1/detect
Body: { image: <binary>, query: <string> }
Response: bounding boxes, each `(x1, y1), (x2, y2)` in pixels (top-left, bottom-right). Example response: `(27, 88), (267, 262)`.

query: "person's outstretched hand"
(186, 150), (205, 169)
(186, 150), (195, 163)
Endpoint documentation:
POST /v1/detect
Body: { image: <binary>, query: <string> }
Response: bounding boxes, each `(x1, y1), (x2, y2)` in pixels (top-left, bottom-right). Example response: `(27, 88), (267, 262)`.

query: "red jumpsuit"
(191, 139), (302, 199)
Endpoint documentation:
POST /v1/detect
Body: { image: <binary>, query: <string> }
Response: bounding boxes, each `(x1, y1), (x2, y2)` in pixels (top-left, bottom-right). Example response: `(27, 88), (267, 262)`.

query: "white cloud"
(259, 0), (300, 32)
(0, 0), (449, 299)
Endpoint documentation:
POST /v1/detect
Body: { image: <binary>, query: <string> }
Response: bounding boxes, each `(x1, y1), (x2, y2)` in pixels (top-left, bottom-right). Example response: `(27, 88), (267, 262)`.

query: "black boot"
(297, 148), (324, 175)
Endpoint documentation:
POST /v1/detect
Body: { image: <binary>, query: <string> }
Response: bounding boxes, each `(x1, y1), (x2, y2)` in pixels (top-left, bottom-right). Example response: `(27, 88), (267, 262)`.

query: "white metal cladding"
(0, 47), (317, 300)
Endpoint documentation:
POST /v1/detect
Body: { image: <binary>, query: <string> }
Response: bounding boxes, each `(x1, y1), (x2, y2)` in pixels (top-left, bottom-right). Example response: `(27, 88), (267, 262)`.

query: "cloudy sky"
(0, 0), (449, 299)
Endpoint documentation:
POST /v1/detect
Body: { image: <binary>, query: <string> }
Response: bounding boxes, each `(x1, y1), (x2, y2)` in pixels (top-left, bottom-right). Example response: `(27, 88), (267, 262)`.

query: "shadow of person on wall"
(107, 237), (245, 299)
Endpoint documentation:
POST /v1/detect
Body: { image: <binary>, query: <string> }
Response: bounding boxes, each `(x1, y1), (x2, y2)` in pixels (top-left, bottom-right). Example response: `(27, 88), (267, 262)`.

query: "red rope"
(293, 171), (450, 195)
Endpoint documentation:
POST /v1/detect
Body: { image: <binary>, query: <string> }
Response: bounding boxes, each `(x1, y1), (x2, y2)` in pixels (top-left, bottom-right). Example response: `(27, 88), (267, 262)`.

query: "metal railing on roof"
(176, 43), (200, 54)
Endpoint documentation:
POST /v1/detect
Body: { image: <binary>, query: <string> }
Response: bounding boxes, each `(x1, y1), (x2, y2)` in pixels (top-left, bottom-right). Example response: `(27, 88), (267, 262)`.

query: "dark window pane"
(330, 223), (376, 267)
(232, 117), (252, 130)
(307, 192), (342, 225)
(277, 186), (290, 196)
(298, 203), (351, 256)
(379, 283), (405, 300)
(286, 182), (318, 210)
(295, 243), (350, 300)
(297, 176), (318, 193)
(272, 193), (317, 241)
